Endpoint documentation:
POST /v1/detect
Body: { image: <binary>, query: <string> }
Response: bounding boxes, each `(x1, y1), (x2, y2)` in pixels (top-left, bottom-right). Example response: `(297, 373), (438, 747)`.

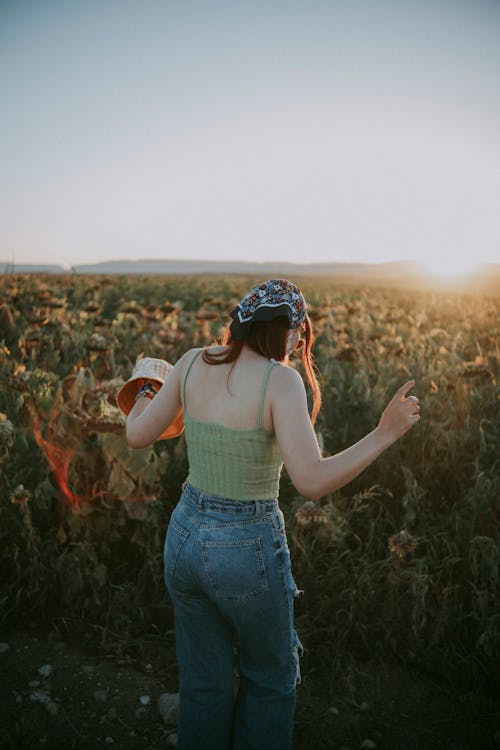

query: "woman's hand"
(125, 352), (193, 448)
(376, 380), (420, 443)
(135, 378), (160, 390)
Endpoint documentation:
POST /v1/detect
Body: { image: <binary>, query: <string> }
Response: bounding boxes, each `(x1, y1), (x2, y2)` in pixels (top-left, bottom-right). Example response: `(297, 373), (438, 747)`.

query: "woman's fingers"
(398, 382), (421, 422)
(377, 380), (421, 440)
(396, 379), (416, 400)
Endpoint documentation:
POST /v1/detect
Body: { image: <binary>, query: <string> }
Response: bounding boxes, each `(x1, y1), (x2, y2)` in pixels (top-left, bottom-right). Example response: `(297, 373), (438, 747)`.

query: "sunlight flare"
(422, 257), (480, 277)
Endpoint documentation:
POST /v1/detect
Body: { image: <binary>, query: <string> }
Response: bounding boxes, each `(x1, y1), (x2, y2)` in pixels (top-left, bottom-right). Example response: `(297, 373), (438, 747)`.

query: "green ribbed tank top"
(182, 349), (284, 500)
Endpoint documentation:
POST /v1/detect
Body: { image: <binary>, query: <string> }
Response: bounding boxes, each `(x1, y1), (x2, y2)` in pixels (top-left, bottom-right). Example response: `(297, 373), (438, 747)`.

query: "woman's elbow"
(291, 462), (344, 501)
(297, 486), (324, 502)
(126, 436), (143, 449)
(126, 427), (149, 449)
(292, 471), (325, 502)
(127, 439), (143, 450)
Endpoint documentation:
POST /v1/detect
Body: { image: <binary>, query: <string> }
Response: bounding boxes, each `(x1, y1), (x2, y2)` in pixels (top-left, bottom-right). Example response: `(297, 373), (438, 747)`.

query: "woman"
(125, 279), (420, 750)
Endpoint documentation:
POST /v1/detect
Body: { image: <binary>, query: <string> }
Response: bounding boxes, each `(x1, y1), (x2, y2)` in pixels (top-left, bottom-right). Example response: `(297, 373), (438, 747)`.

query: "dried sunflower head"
(388, 529), (417, 559)
(159, 302), (181, 316)
(0, 413), (15, 448)
(295, 501), (330, 527)
(120, 300), (142, 314)
(0, 302), (14, 328)
(84, 333), (113, 352)
(10, 484), (32, 505)
(196, 308), (220, 322)
(459, 357), (492, 378)
(46, 297), (66, 309)
(143, 304), (162, 321)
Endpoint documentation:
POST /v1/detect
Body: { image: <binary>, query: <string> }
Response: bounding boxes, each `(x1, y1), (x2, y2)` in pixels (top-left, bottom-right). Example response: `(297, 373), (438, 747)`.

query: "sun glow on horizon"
(421, 257), (481, 277)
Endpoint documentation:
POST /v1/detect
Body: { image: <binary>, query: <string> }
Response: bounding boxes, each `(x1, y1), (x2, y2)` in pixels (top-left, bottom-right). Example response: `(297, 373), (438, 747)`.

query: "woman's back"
(181, 347), (284, 500)
(182, 346), (279, 434)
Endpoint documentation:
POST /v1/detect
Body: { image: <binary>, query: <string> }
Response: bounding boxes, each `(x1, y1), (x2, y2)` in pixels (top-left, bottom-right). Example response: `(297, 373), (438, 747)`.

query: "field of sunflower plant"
(0, 272), (498, 746)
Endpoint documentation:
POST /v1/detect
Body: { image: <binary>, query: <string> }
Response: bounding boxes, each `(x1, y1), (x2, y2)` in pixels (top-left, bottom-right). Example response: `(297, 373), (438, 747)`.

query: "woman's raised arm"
(271, 366), (420, 501)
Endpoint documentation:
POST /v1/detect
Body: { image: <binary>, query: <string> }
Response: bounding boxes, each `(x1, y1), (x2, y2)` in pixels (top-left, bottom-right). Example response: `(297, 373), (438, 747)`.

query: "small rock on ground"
(158, 693), (179, 726)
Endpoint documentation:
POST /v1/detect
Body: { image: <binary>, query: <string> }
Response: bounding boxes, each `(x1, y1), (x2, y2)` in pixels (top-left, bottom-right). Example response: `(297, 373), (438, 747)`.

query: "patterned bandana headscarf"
(229, 279), (307, 340)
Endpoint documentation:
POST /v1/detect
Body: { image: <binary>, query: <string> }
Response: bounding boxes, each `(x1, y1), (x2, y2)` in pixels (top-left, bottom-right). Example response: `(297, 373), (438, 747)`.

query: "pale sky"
(1, 0), (499, 273)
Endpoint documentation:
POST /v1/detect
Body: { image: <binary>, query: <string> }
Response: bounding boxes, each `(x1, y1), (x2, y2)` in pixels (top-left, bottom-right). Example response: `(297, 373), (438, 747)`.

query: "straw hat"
(117, 357), (184, 440)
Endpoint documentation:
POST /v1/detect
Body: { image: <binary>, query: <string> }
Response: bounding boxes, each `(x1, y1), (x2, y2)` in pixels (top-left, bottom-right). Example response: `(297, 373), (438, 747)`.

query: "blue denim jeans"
(163, 482), (303, 750)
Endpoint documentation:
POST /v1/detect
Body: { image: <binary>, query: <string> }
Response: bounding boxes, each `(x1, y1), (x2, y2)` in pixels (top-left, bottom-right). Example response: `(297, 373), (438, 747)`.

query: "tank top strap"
(181, 349), (204, 413)
(257, 358), (279, 427)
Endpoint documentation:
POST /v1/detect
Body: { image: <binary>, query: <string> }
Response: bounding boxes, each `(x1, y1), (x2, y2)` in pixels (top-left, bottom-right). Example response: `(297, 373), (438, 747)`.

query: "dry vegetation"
(0, 273), (498, 748)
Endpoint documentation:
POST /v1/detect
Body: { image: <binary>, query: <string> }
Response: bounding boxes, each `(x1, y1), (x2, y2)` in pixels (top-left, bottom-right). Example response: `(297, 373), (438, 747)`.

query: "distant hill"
(70, 259), (429, 276)
(0, 263), (68, 274)
(0, 258), (466, 275)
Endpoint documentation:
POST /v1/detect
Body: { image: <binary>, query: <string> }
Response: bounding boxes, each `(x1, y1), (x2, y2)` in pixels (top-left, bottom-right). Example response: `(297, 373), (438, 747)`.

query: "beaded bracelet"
(135, 383), (159, 402)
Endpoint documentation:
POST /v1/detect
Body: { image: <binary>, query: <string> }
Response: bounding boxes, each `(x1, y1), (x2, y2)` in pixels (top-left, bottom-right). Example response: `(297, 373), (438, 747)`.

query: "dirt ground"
(0, 628), (497, 750)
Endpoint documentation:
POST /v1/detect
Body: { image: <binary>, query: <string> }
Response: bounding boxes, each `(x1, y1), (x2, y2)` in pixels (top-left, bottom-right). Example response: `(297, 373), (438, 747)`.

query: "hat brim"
(117, 377), (184, 440)
(229, 302), (294, 340)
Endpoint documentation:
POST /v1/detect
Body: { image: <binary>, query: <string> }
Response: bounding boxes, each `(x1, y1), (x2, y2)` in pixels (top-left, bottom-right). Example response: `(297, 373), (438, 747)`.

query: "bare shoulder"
(173, 347), (204, 375)
(269, 363), (306, 398)
(176, 347), (204, 364)
(205, 344), (228, 355)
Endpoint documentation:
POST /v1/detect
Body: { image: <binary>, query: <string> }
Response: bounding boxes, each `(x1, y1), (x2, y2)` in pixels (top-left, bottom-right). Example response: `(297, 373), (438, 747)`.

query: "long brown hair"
(202, 314), (322, 424)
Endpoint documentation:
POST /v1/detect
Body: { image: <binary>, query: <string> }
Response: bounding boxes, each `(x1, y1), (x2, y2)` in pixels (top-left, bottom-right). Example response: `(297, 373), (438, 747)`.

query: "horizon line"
(2, 257), (497, 269)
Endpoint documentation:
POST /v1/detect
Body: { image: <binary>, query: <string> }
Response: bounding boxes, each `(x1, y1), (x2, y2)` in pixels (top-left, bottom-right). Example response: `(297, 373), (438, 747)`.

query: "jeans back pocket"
(201, 537), (269, 601)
